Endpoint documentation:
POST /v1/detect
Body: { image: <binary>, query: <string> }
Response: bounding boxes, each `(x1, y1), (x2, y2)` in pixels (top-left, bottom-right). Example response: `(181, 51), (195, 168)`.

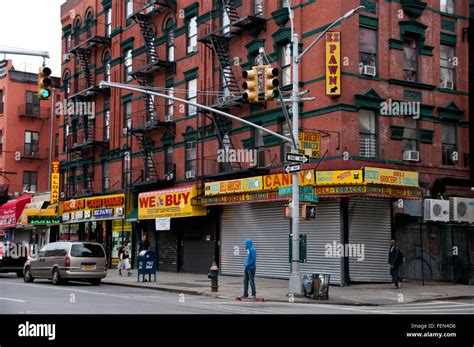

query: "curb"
(102, 280), (474, 307)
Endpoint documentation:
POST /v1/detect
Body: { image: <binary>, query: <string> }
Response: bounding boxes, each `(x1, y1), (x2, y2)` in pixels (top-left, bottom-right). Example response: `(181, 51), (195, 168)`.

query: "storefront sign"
(138, 186), (207, 219)
(50, 161), (60, 205)
(326, 32), (341, 96)
(262, 170), (314, 191)
(366, 185), (422, 198)
(112, 219), (132, 232)
(155, 218), (171, 231)
(28, 216), (62, 225)
(201, 191), (282, 205)
(298, 132), (321, 159)
(205, 177), (262, 196)
(316, 186), (367, 195)
(316, 170), (363, 185)
(60, 194), (126, 223)
(364, 167), (419, 187)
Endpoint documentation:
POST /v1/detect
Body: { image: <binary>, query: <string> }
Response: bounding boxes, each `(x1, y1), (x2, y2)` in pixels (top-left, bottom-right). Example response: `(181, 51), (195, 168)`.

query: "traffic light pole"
(48, 87), (55, 190)
(287, 5), (365, 296)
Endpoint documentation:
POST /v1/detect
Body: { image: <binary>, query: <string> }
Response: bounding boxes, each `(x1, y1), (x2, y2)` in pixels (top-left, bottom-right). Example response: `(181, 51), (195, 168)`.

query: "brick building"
(58, 0), (471, 283)
(0, 59), (61, 243)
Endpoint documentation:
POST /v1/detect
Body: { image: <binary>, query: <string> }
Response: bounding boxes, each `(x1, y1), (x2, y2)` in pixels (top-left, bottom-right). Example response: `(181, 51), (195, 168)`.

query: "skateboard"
(235, 296), (265, 302)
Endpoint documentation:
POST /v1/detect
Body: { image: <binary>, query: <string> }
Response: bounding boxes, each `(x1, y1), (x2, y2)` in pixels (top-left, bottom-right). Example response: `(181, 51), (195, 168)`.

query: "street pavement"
(1, 274), (473, 314)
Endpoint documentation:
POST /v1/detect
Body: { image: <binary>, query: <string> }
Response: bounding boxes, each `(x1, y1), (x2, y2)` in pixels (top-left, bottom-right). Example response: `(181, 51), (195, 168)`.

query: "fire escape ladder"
(76, 48), (94, 88)
(209, 35), (239, 96)
(134, 132), (159, 181)
(133, 14), (159, 64)
(209, 112), (241, 171)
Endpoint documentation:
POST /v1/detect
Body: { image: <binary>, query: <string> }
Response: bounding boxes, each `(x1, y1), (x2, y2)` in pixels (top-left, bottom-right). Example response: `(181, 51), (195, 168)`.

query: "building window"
(66, 34), (72, 52)
(126, 0), (133, 26)
(24, 131), (39, 156)
(440, 0), (454, 14)
(124, 49), (133, 81)
(103, 161), (109, 191)
(165, 145), (174, 174)
(123, 151), (131, 187)
(63, 124), (69, 152)
(280, 120), (292, 162)
(166, 87), (174, 120)
(359, 27), (377, 73)
(442, 124), (457, 166)
(187, 78), (197, 116)
(167, 27), (175, 62)
(26, 91), (40, 116)
(185, 140), (197, 175)
(104, 53), (111, 83)
(359, 109), (377, 158)
(106, 8), (112, 37)
(440, 44), (456, 89)
(124, 101), (132, 131)
(23, 171), (38, 193)
(403, 118), (418, 152)
(403, 37), (418, 82)
(280, 43), (291, 86)
(254, 0), (263, 15)
(104, 109), (110, 141)
(254, 127), (264, 148)
(0, 130), (3, 154)
(187, 16), (197, 54)
(55, 133), (59, 158)
(0, 89), (3, 114)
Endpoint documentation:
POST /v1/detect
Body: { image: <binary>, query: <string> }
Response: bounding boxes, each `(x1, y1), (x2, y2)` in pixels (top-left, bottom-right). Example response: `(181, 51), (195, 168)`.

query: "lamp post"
(288, 5), (366, 295)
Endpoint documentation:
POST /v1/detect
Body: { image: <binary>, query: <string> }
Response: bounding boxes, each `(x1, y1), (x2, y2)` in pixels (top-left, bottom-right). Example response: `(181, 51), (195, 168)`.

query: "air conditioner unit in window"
(424, 199), (449, 222)
(63, 53), (71, 62)
(122, 128), (128, 135)
(362, 65), (376, 77)
(185, 170), (196, 179)
(403, 150), (420, 162)
(441, 80), (454, 90)
(191, 45), (198, 53)
(449, 197), (474, 223)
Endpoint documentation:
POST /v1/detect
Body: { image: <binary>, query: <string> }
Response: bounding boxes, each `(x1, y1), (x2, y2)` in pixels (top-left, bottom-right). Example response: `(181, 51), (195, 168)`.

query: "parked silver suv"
(23, 241), (107, 285)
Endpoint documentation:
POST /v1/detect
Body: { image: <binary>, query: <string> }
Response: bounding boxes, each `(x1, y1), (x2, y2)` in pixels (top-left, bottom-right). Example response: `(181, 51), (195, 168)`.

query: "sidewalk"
(102, 270), (474, 306)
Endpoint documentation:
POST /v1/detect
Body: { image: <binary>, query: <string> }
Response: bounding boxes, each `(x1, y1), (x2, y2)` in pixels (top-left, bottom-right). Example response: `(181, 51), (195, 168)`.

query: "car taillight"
(65, 256), (71, 267)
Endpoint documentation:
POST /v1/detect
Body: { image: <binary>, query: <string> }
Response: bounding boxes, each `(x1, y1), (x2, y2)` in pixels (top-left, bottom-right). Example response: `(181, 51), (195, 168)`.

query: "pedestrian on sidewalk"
(138, 233), (151, 252)
(118, 240), (133, 277)
(388, 239), (403, 289)
(243, 239), (257, 299)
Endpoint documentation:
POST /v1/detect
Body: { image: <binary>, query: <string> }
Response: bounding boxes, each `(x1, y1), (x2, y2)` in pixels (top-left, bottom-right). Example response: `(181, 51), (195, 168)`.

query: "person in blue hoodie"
(243, 239), (257, 298)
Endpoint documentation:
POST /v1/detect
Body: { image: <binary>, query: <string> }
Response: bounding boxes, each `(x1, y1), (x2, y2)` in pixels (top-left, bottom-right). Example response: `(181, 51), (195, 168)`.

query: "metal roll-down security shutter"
(220, 203), (289, 278)
(348, 198), (392, 282)
(299, 200), (343, 285)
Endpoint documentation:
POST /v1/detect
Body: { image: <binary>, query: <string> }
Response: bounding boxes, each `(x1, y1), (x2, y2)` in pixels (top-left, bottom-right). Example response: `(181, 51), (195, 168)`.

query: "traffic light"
(242, 68), (259, 103)
(264, 65), (279, 101)
(38, 66), (52, 100)
(302, 205), (317, 219)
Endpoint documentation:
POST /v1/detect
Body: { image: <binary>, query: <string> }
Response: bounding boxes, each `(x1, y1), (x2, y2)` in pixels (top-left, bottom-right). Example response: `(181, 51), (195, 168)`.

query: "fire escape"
(198, 0), (266, 175)
(127, 0), (176, 185)
(67, 22), (111, 197)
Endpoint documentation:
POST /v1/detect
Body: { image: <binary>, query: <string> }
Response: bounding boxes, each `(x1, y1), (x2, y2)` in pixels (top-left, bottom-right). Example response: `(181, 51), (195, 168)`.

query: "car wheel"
(24, 267), (34, 283)
(89, 278), (101, 286)
(16, 271), (24, 278)
(52, 268), (62, 285)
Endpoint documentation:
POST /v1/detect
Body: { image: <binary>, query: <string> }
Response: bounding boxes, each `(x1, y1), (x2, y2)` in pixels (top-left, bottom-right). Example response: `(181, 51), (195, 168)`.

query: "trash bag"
(303, 274), (314, 298)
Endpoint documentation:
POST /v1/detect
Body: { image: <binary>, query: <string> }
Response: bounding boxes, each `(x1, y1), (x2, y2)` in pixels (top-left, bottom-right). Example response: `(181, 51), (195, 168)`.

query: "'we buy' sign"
(325, 32), (341, 96)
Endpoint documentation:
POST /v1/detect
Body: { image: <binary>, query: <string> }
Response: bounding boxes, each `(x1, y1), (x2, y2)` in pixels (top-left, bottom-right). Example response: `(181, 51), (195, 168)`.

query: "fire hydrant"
(208, 260), (219, 292)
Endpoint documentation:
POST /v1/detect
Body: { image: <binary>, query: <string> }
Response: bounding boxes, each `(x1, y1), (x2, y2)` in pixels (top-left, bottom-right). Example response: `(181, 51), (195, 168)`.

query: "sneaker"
(127, 272), (133, 277)
(249, 295), (256, 299)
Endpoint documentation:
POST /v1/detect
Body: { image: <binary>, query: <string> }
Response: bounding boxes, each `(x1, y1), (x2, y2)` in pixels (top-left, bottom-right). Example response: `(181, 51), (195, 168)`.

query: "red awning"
(0, 195), (32, 229)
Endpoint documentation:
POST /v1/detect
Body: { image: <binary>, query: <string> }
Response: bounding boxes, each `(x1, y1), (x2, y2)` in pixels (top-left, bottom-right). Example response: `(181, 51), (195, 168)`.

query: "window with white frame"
(167, 27), (175, 62)
(280, 43), (291, 86)
(440, 0), (454, 14)
(185, 140), (197, 175)
(440, 44), (456, 89)
(442, 124), (457, 166)
(125, 49), (133, 81)
(359, 27), (377, 73)
(254, 0), (263, 15)
(187, 16), (197, 53)
(103, 161), (109, 191)
(187, 78), (197, 116)
(403, 117), (418, 152)
(124, 101), (132, 130)
(106, 8), (112, 36)
(403, 37), (418, 82)
(104, 109), (110, 141)
(359, 109), (377, 158)
(23, 171), (38, 193)
(166, 87), (174, 120)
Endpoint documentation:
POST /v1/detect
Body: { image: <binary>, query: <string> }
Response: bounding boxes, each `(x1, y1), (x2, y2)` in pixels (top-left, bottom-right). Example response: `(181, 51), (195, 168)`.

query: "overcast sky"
(0, 0), (66, 76)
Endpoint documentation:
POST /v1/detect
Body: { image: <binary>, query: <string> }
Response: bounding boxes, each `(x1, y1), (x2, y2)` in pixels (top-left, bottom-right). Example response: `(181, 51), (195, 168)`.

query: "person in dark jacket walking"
(388, 239), (403, 289)
(243, 239), (257, 298)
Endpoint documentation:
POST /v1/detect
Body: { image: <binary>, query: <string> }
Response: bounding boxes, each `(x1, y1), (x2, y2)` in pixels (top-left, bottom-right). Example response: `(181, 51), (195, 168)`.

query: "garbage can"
(137, 250), (157, 282)
(302, 274), (330, 300)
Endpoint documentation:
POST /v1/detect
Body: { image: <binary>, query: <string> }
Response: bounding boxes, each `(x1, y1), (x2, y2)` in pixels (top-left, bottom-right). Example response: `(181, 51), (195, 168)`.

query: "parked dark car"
(0, 241), (29, 277)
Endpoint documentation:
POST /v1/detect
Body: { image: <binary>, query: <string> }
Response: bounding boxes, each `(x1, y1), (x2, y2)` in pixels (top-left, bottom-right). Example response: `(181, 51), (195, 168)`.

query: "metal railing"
(67, 126), (107, 150)
(16, 145), (47, 159)
(18, 104), (50, 118)
(130, 47), (172, 75)
(71, 23), (111, 50)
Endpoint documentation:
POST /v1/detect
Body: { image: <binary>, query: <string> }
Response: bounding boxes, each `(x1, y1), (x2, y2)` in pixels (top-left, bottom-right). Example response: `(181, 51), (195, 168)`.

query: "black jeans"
(390, 264), (401, 286)
(243, 267), (256, 297)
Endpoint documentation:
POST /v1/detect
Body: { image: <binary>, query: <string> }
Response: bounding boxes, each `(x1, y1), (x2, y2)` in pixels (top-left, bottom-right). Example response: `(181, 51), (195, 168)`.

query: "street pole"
(48, 87), (55, 190)
(289, 33), (302, 295)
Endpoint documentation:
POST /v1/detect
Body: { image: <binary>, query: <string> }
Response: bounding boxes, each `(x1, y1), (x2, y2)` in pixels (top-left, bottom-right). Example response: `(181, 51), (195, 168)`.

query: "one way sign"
(284, 163), (302, 174)
(286, 153), (310, 164)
